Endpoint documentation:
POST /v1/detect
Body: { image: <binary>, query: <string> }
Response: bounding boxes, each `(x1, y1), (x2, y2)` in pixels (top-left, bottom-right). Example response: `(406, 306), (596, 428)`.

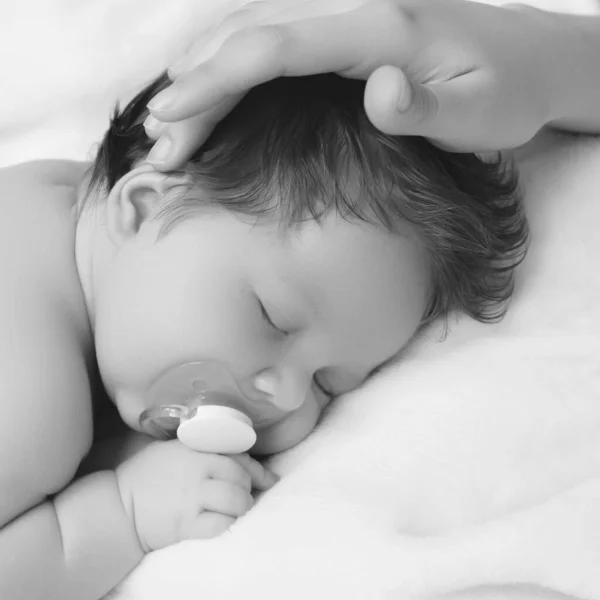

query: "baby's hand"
(115, 439), (277, 552)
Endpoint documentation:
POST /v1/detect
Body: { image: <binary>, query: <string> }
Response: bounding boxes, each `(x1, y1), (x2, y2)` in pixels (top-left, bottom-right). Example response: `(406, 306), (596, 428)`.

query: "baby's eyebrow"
(277, 273), (320, 324)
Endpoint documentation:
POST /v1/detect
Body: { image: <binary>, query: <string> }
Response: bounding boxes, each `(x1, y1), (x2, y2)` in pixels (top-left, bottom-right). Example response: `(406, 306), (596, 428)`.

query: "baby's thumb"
(364, 65), (474, 150)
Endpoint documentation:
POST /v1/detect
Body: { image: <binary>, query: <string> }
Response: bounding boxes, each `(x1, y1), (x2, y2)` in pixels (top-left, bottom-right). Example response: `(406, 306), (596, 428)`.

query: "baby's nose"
(253, 368), (311, 412)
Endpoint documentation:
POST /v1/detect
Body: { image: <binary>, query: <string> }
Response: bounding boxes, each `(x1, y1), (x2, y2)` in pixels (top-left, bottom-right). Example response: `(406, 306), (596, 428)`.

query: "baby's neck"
(74, 208), (98, 330)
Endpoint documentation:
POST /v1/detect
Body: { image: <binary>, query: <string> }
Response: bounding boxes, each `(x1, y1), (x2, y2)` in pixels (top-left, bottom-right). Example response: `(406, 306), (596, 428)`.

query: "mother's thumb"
(365, 65), (473, 150)
(364, 66), (438, 134)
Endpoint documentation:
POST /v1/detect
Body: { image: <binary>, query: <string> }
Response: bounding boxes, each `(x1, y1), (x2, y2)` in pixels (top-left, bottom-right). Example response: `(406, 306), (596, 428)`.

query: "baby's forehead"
(284, 211), (425, 276)
(261, 213), (430, 360)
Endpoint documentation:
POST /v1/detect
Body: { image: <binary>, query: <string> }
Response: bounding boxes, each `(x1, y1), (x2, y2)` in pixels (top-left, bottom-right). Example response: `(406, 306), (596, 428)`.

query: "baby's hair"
(86, 72), (528, 324)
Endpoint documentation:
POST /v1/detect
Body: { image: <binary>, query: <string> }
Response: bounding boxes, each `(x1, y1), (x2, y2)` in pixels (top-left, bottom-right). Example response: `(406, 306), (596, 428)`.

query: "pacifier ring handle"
(139, 403), (257, 454)
(139, 404), (186, 440)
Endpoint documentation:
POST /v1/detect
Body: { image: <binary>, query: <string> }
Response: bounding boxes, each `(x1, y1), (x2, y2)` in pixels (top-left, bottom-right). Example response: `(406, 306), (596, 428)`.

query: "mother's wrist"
(540, 11), (600, 133)
(503, 5), (600, 133)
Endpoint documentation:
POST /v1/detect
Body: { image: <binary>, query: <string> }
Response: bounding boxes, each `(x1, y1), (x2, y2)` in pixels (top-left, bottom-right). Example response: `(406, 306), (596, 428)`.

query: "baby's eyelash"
(258, 300), (288, 335)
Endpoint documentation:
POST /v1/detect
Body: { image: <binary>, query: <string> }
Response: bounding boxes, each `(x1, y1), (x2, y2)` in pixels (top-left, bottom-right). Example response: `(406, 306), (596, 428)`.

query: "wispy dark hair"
(86, 72), (528, 324)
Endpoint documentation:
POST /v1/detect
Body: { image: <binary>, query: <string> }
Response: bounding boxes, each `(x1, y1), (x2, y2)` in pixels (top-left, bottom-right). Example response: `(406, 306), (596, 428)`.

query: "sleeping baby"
(0, 72), (527, 600)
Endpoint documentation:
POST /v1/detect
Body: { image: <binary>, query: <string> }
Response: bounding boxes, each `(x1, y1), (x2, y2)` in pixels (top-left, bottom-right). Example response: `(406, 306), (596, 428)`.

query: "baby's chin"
(250, 425), (309, 456)
(250, 395), (322, 456)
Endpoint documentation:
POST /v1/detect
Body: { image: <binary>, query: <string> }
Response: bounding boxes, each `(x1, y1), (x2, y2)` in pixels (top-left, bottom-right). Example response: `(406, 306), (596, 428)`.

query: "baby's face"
(87, 176), (430, 455)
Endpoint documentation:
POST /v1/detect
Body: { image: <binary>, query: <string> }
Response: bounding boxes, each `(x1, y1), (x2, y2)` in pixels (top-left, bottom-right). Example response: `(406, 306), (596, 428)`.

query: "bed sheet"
(2, 1), (599, 599)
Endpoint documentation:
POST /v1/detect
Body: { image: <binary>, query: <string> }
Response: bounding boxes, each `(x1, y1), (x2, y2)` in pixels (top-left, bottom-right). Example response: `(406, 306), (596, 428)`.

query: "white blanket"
(2, 2), (600, 599)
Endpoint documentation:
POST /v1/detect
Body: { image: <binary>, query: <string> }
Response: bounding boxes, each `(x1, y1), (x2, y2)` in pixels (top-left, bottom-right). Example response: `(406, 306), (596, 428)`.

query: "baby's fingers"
(232, 454), (279, 492)
(182, 511), (237, 540)
(199, 479), (254, 519)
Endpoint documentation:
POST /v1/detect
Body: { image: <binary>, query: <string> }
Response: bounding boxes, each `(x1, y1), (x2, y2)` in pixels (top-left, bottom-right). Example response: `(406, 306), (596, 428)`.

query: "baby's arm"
(0, 167), (276, 599)
(0, 303), (274, 600)
(0, 296), (144, 599)
(0, 472), (143, 600)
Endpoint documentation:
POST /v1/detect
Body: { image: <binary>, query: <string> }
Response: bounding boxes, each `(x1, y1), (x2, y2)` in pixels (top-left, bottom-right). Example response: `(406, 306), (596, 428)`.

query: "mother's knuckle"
(257, 24), (286, 54)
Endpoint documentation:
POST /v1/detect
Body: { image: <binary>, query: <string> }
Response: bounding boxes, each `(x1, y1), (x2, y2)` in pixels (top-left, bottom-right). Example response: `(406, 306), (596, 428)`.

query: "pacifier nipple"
(139, 362), (257, 454)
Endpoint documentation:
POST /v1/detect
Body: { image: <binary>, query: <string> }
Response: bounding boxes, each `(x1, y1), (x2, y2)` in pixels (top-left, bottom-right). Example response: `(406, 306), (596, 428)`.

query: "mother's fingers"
(149, 7), (393, 123)
(147, 94), (243, 169)
(168, 4), (260, 79)
(145, 1), (416, 168)
(364, 64), (493, 152)
(150, 26), (285, 122)
(168, 0), (371, 78)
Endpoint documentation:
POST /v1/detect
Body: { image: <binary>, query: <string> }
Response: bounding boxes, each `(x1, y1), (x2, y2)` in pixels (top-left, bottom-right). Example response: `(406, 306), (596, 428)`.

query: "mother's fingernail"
(148, 88), (177, 112)
(143, 114), (164, 133)
(147, 136), (172, 164)
(168, 58), (187, 78)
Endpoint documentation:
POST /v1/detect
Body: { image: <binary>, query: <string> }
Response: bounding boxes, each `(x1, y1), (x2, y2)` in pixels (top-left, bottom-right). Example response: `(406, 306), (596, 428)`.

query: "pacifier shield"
(140, 362), (257, 454)
(178, 405), (257, 454)
(139, 404), (186, 440)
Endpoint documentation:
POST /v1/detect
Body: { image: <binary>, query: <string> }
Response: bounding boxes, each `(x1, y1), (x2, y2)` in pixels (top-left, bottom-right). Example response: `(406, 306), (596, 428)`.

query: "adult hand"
(145, 0), (560, 169)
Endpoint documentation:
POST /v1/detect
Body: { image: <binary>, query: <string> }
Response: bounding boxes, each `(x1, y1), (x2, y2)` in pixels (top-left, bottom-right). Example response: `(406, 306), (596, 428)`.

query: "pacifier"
(139, 362), (257, 454)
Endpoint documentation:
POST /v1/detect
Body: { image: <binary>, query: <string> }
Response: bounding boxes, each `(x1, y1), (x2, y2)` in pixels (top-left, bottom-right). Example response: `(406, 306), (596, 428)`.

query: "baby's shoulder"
(0, 159), (90, 188)
(0, 160), (84, 273)
(0, 160), (94, 525)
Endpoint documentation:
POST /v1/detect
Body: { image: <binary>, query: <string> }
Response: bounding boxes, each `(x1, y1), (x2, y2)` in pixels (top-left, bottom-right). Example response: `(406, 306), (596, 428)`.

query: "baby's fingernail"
(147, 136), (172, 164)
(143, 114), (164, 133)
(148, 89), (177, 112)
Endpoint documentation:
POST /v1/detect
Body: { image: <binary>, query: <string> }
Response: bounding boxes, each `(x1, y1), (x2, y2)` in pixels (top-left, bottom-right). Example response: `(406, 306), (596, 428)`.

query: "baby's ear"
(105, 164), (187, 246)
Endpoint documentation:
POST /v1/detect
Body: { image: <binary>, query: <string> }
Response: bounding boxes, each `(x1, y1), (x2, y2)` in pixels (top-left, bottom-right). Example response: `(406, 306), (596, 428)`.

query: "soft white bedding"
(2, 2), (600, 599)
